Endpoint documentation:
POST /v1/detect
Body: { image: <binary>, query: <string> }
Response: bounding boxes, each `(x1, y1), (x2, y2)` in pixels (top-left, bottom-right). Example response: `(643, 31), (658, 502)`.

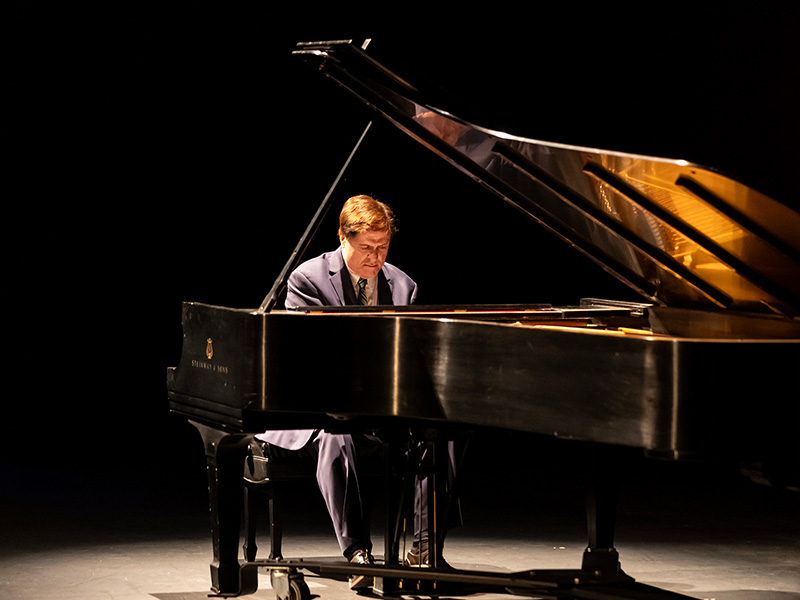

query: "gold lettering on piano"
(190, 359), (230, 375)
(206, 338), (214, 359)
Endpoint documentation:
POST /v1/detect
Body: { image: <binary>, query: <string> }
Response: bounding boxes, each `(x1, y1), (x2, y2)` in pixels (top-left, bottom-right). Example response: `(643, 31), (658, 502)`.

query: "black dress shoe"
(348, 549), (375, 589)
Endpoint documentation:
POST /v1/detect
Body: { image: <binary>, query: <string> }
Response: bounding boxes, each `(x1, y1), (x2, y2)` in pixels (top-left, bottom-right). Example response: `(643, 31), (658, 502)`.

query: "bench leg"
(269, 487), (284, 560)
(243, 485), (259, 562)
(243, 483), (285, 561)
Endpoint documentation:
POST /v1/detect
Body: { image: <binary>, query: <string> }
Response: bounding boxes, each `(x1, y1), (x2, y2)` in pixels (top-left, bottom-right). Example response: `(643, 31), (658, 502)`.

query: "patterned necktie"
(357, 278), (369, 306)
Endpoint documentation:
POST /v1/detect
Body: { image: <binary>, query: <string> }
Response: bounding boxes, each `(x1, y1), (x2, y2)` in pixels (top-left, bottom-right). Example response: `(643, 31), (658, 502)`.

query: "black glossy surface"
(169, 303), (799, 458)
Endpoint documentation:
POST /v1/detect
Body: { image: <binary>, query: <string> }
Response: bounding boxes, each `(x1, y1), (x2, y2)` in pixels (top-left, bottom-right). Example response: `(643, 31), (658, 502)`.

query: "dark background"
(7, 4), (799, 502)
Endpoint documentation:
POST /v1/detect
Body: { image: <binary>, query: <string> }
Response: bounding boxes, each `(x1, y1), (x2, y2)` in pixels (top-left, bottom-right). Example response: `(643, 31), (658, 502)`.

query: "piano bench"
(242, 435), (385, 562)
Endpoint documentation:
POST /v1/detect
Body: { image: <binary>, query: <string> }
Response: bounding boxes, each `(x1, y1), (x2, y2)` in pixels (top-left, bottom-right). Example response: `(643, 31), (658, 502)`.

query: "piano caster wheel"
(270, 569), (310, 600)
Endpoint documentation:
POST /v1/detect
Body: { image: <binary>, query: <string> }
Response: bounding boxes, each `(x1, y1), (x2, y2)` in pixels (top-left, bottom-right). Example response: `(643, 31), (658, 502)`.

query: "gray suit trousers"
(313, 431), (371, 556)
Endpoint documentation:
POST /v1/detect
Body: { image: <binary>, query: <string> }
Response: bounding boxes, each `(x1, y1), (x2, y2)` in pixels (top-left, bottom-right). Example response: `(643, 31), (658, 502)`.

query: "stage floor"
(1, 442), (798, 600)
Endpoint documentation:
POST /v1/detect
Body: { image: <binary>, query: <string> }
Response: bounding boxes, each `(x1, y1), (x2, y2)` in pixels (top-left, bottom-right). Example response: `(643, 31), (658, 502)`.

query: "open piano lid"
(291, 39), (800, 321)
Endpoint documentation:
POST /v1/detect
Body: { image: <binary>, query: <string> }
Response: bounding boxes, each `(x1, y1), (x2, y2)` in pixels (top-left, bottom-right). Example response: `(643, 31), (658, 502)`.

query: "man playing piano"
(255, 195), (421, 588)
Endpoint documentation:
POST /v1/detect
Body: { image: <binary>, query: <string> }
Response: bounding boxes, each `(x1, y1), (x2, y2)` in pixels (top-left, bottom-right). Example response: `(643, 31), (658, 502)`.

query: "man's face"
(340, 229), (391, 279)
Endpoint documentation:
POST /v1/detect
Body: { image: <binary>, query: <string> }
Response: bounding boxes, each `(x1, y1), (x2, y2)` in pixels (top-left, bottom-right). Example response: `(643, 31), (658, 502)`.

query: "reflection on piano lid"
(288, 40), (800, 321)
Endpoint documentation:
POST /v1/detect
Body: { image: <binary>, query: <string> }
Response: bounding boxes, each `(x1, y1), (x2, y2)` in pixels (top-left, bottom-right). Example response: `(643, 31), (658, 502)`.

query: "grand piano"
(167, 39), (800, 599)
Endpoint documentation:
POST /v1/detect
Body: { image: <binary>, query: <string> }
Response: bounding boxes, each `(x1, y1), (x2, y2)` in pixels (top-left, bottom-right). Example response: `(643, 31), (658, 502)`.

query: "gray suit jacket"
(257, 248), (418, 450)
(284, 247), (417, 309)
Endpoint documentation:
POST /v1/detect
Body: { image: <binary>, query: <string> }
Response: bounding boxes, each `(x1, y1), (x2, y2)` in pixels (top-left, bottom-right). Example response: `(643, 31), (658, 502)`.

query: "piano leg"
(582, 443), (622, 575)
(190, 421), (258, 597)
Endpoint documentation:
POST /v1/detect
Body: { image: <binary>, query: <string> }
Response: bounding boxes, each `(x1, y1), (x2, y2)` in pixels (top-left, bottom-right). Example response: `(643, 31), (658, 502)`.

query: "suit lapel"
(328, 248), (350, 306)
(377, 271), (393, 305)
(340, 269), (358, 305)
